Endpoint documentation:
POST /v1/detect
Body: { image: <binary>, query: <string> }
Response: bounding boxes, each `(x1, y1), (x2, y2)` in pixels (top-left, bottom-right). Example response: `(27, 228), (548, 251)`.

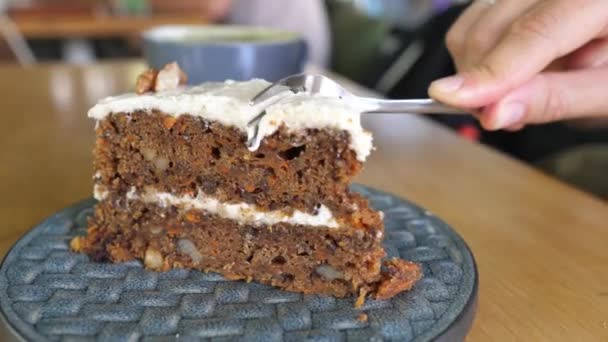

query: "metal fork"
(246, 74), (468, 150)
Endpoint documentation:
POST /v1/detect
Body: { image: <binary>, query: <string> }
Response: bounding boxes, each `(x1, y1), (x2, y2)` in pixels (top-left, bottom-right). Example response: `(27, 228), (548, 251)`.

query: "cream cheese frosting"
(88, 79), (373, 161)
(94, 185), (340, 228)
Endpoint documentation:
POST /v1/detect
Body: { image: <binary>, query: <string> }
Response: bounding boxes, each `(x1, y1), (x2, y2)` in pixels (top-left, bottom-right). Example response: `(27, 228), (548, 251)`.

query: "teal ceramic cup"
(142, 25), (308, 84)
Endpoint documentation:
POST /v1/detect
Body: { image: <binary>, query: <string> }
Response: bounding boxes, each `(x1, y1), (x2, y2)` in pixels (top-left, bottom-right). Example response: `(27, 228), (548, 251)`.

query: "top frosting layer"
(88, 79), (373, 161)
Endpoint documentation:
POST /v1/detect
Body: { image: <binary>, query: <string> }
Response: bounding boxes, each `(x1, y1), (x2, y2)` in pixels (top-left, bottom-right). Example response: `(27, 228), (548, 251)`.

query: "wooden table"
(1, 60), (607, 341)
(11, 15), (208, 39)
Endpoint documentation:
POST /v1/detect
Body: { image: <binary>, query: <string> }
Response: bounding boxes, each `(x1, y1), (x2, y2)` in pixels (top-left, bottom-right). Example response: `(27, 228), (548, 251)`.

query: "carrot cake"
(71, 63), (421, 301)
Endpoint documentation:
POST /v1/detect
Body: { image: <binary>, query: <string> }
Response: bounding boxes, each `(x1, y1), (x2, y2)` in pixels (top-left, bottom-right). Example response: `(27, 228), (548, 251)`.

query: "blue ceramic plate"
(0, 185), (477, 341)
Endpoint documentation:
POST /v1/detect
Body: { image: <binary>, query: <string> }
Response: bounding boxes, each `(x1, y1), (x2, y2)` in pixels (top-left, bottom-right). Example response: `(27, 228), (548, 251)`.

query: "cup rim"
(142, 25), (303, 46)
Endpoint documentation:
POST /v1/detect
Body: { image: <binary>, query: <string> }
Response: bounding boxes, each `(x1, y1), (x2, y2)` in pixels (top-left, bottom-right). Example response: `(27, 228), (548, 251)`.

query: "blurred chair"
(0, 0), (36, 65)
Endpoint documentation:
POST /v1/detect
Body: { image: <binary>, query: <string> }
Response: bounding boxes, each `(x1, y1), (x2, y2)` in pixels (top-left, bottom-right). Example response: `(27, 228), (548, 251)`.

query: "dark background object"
(142, 26), (307, 83)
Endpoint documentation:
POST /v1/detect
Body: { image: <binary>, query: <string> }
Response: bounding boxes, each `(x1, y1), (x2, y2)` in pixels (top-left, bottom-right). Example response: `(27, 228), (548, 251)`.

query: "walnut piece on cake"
(135, 68), (157, 94)
(135, 62), (188, 94)
(155, 62), (188, 92)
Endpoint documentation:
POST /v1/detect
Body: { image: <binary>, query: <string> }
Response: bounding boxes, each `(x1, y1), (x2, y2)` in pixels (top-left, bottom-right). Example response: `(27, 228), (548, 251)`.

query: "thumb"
(477, 68), (608, 130)
(429, 0), (608, 108)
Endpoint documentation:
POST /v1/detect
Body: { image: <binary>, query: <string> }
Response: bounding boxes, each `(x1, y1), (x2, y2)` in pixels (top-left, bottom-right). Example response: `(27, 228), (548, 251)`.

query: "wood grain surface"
(12, 15), (208, 38)
(0, 60), (606, 341)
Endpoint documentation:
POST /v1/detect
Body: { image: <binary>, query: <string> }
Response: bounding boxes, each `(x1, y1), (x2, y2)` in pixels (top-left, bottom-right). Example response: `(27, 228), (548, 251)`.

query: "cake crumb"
(185, 211), (200, 223)
(355, 288), (368, 308)
(107, 241), (133, 262)
(167, 225), (182, 236)
(144, 247), (164, 270)
(69, 236), (85, 252)
(163, 116), (177, 130)
(224, 272), (245, 281)
(357, 313), (368, 322)
(374, 258), (422, 300)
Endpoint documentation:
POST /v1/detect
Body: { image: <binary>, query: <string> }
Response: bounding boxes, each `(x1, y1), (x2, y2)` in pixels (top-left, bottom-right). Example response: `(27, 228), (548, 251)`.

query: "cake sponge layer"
(88, 79), (373, 161)
(73, 198), (421, 299)
(94, 111), (366, 217)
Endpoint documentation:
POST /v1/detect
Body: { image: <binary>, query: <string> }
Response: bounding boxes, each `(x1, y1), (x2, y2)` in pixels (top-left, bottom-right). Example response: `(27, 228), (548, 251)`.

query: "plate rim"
(0, 198), (95, 342)
(0, 186), (478, 341)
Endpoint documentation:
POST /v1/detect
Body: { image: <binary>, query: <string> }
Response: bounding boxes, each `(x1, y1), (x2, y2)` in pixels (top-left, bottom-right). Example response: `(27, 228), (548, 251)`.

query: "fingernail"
(430, 75), (464, 93)
(496, 102), (526, 129)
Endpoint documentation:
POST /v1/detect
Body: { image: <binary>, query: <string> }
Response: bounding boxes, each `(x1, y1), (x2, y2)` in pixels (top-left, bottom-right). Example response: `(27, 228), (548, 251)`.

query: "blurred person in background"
(226, 0), (331, 68)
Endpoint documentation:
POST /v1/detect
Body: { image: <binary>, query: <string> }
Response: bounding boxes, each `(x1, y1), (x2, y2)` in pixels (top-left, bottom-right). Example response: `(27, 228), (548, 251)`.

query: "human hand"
(428, 0), (608, 131)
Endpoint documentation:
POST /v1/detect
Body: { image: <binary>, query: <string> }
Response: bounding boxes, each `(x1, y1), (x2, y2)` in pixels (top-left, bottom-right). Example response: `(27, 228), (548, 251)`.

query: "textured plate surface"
(0, 185), (477, 341)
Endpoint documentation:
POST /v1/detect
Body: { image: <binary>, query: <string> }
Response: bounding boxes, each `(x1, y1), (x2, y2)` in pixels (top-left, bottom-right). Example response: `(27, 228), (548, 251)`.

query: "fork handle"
(360, 98), (468, 115)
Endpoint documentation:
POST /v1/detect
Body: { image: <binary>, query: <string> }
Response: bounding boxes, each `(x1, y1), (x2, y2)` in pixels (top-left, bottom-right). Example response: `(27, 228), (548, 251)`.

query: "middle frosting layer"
(94, 185), (340, 228)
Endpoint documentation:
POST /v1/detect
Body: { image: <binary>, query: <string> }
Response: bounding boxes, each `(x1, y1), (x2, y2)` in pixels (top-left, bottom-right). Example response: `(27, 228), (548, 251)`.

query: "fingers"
(445, 1), (494, 70)
(431, 0), (608, 108)
(567, 38), (608, 69)
(460, 0), (537, 70)
(504, 123), (525, 132)
(477, 68), (608, 130)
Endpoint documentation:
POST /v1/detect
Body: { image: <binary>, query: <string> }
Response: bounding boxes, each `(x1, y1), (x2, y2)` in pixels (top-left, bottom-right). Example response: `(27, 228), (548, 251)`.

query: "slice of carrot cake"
(72, 63), (421, 301)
